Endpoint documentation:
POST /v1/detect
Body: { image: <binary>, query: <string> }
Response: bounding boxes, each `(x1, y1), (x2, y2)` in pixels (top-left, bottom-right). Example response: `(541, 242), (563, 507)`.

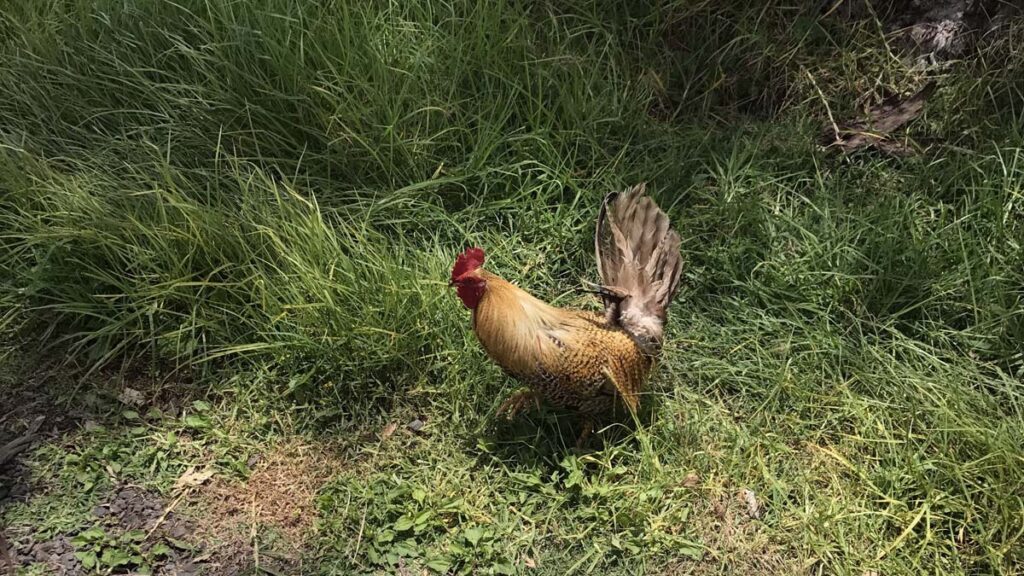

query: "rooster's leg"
(575, 418), (594, 449)
(496, 388), (541, 420)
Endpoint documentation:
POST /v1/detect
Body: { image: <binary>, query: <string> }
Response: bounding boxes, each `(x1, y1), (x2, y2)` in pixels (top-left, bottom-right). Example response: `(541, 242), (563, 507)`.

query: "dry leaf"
(524, 556), (537, 569)
(741, 488), (761, 519)
(821, 82), (936, 155)
(380, 422), (398, 441)
(173, 466), (214, 491)
(713, 500), (727, 520)
(118, 387), (145, 407)
(682, 473), (700, 488)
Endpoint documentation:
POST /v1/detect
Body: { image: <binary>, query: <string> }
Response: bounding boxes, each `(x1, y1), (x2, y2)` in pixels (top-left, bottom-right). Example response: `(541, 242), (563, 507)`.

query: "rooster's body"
(450, 184), (682, 438)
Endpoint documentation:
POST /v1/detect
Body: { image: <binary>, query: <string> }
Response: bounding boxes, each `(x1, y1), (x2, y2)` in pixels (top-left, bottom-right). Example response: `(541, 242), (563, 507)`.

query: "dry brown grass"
(188, 438), (342, 570)
(655, 480), (806, 576)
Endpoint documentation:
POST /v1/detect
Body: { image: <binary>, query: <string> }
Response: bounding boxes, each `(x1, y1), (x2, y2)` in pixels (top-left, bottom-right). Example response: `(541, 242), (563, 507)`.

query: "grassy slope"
(1, 1), (1022, 574)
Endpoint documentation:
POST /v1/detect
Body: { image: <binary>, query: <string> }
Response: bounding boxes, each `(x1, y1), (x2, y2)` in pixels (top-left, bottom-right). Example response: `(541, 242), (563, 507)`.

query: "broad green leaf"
(184, 414), (209, 429)
(74, 550), (98, 569)
(74, 527), (106, 543)
(463, 526), (484, 547)
(426, 558), (452, 573)
(100, 546), (132, 567)
(123, 529), (146, 542)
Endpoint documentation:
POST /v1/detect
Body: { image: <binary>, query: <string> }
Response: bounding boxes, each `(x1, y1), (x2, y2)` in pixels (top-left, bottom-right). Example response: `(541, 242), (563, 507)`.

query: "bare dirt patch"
(187, 438), (342, 573)
(3, 439), (343, 576)
(6, 485), (201, 575)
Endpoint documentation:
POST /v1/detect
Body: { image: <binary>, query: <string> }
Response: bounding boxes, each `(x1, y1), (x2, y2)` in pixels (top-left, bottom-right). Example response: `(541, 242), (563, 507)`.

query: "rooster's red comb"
(451, 247), (485, 282)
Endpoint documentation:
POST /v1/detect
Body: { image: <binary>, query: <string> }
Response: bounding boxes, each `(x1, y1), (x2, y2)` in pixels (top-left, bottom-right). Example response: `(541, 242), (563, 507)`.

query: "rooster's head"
(450, 247), (486, 309)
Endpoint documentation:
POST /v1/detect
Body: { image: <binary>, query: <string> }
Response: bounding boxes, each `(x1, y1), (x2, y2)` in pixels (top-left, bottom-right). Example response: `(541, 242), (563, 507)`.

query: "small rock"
(406, 418), (426, 433)
(53, 535), (73, 554)
(91, 505), (109, 518)
(169, 524), (189, 539)
(59, 551), (78, 572)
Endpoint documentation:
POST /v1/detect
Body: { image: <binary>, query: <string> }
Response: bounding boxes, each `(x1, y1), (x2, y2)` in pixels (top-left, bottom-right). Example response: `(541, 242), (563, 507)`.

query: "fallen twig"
(0, 416), (44, 468)
(146, 490), (188, 539)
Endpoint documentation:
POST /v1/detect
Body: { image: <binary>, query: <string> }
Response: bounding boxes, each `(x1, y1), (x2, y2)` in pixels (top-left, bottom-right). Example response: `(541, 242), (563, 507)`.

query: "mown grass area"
(1, 1), (1022, 574)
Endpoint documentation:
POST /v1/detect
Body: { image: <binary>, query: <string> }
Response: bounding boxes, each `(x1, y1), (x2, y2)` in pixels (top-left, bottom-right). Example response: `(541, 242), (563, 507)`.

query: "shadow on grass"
(476, 393), (666, 469)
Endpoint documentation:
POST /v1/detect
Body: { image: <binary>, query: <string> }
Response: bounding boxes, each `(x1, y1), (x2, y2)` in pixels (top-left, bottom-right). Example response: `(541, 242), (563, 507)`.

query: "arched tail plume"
(593, 183), (682, 350)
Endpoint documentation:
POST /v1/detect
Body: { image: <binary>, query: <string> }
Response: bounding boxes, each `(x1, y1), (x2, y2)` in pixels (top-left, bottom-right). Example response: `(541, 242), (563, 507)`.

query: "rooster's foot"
(575, 418), (594, 449)
(496, 388), (541, 420)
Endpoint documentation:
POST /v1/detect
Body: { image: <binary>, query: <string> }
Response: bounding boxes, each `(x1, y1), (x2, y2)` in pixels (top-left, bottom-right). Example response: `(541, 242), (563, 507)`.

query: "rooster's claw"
(496, 389), (541, 420)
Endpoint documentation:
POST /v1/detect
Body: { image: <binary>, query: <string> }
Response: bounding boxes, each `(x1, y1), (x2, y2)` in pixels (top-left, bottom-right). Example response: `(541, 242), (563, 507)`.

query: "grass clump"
(1, 0), (1023, 574)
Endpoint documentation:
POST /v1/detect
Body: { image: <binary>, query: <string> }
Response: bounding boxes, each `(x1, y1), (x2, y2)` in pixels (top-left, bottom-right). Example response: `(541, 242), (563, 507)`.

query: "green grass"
(1, 1), (1023, 574)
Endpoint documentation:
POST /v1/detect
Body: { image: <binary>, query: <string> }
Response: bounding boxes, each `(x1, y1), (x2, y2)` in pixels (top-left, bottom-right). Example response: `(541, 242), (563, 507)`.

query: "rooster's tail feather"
(594, 183), (682, 349)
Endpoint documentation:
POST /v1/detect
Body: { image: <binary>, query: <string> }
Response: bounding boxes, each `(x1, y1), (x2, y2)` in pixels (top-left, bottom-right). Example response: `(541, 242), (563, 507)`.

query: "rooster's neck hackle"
(471, 271), (586, 376)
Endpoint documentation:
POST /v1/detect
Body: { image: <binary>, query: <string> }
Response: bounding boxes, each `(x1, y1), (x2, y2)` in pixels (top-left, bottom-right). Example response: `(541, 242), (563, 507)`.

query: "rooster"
(449, 184), (683, 444)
